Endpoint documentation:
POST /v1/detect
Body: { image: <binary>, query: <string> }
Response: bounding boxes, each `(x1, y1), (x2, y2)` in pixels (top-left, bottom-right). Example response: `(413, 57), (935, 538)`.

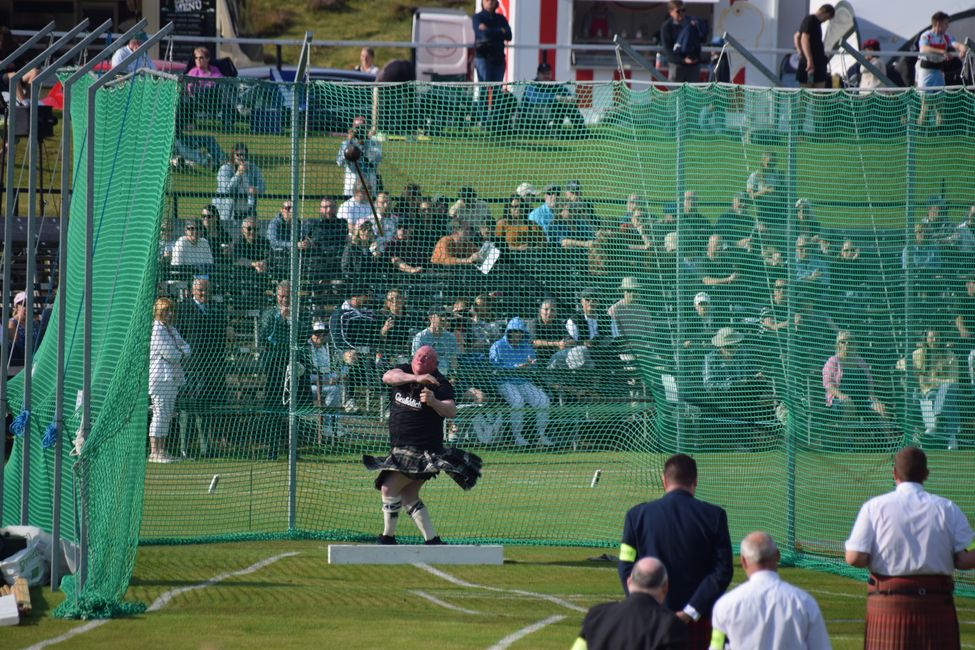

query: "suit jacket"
(580, 592), (689, 650)
(619, 490), (732, 620)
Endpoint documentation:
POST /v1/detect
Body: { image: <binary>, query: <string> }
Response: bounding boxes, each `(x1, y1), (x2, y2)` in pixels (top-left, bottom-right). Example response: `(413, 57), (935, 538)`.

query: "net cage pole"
(0, 20), (55, 513)
(674, 87), (687, 452)
(29, 20), (115, 590)
(784, 90), (798, 551)
(23, 17), (97, 523)
(901, 93), (917, 437)
(77, 19), (167, 592)
(288, 31), (313, 532)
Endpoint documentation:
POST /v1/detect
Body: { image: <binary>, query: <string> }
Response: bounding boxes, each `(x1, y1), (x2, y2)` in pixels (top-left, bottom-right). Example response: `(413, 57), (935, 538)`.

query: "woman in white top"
(148, 297), (191, 463)
(171, 219), (214, 268)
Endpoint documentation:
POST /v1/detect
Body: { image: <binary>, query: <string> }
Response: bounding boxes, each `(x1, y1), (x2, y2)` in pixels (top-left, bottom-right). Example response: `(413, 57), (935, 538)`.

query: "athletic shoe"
(377, 535), (397, 545)
(424, 536), (445, 545)
(148, 454), (176, 464)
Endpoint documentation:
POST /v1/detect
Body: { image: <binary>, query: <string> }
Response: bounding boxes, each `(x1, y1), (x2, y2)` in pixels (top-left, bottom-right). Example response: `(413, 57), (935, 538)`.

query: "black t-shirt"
(388, 364), (455, 450)
(797, 15), (827, 74)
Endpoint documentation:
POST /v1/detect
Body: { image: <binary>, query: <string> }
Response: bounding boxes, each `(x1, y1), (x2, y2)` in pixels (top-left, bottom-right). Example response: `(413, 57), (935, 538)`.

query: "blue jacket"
(489, 317), (536, 383)
(472, 10), (512, 63)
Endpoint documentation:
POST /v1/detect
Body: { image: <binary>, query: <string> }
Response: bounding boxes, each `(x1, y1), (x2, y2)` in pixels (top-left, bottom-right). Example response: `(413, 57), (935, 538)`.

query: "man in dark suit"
(574, 556), (688, 650)
(619, 453), (733, 650)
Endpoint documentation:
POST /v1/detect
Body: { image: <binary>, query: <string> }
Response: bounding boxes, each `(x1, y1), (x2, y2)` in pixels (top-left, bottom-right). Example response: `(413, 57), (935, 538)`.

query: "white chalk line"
(24, 551), (300, 650)
(485, 615), (567, 650)
(410, 590), (484, 616)
(413, 562), (587, 613)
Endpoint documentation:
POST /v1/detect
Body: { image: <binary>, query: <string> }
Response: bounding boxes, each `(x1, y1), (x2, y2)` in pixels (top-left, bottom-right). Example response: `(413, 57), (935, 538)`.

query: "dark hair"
(819, 4), (836, 19)
(234, 143), (248, 155)
(894, 446), (928, 483)
(664, 453), (697, 486)
(667, 0), (685, 11)
(932, 11), (950, 23)
(202, 204), (219, 219)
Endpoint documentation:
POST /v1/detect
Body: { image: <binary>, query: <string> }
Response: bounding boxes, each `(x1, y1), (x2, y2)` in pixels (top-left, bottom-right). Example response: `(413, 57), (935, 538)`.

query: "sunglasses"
(243, 226), (255, 232)
(186, 226), (197, 231)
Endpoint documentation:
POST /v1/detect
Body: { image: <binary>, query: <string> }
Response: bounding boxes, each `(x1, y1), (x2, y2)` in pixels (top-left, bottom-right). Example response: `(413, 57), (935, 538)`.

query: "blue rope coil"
(42, 422), (59, 449)
(10, 409), (31, 437)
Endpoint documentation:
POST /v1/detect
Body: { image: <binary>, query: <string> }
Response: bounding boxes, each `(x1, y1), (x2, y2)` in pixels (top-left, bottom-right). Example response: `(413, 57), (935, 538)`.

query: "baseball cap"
(516, 182), (539, 197)
(13, 291), (26, 306)
(694, 291), (710, 306)
(566, 180), (582, 193)
(311, 320), (328, 333)
(862, 38), (880, 50)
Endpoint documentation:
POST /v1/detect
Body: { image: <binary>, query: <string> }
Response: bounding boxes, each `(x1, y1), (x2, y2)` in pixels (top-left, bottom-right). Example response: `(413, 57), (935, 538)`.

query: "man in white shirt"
(337, 183), (375, 235)
(110, 32), (157, 73)
(845, 446), (975, 649)
(171, 219), (213, 268)
(710, 532), (830, 650)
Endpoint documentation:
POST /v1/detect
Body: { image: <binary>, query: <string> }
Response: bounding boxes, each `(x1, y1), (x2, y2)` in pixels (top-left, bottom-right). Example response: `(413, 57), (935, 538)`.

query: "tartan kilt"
(685, 618), (712, 650)
(363, 445), (482, 491)
(865, 575), (959, 650)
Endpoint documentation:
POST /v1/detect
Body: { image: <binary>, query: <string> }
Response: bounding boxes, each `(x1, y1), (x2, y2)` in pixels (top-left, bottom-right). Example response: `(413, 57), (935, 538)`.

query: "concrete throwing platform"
(328, 544), (504, 565)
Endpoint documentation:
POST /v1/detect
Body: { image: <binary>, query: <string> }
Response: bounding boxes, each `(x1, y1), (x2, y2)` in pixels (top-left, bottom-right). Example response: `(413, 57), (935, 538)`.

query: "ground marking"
(485, 615), (566, 650)
(413, 562), (587, 613)
(410, 590), (484, 615)
(25, 552), (300, 649)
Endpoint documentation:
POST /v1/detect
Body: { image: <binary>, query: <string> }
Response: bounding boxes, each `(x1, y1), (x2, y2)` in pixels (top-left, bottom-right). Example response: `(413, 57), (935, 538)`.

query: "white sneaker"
(148, 454), (175, 464)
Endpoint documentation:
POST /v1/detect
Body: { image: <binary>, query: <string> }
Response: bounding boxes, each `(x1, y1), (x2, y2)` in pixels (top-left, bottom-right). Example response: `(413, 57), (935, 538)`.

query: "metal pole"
(903, 94), (916, 441)
(18, 18), (95, 526)
(721, 32), (782, 87)
(613, 35), (668, 83)
(288, 31), (312, 532)
(32, 20), (113, 590)
(64, 17), (152, 591)
(674, 89), (685, 452)
(785, 92), (797, 551)
(0, 21), (56, 514)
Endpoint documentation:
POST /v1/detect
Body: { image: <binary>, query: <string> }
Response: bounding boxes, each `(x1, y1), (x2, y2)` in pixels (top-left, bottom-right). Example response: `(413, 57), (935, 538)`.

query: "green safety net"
(7, 74), (975, 618)
(3, 73), (178, 617)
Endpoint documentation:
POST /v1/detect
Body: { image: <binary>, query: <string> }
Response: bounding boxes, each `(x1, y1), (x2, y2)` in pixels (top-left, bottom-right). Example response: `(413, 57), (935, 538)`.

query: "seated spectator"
(954, 275), (975, 358)
(414, 195), (451, 252)
(329, 286), (377, 352)
(704, 327), (773, 421)
(531, 298), (567, 363)
(952, 203), (975, 254)
(699, 233), (738, 312)
(4, 291), (50, 370)
(341, 221), (382, 279)
(383, 220), (427, 274)
(412, 308), (460, 376)
(468, 293), (505, 355)
(171, 218), (214, 272)
(563, 180), (598, 225)
(303, 197), (349, 279)
(306, 319), (342, 408)
(231, 217), (271, 305)
(110, 31), (155, 73)
(354, 46), (380, 75)
(921, 195), (953, 245)
(186, 46), (222, 92)
(337, 183), (375, 235)
(902, 222), (941, 298)
(214, 143), (265, 221)
(495, 194), (545, 251)
(370, 191), (398, 252)
(449, 186), (491, 233)
(430, 220), (480, 266)
(746, 152), (784, 247)
(832, 239), (870, 327)
(489, 317), (552, 446)
(679, 190), (711, 261)
(760, 279), (790, 335)
(609, 276), (660, 368)
(337, 117), (382, 196)
(267, 199), (301, 253)
(794, 198), (822, 243)
(567, 289), (611, 345)
(794, 235), (829, 304)
(528, 185), (560, 237)
(550, 202), (597, 250)
(378, 288), (420, 363)
(394, 183), (424, 222)
(910, 328), (960, 449)
(201, 205), (232, 260)
(715, 192), (753, 246)
(824, 331), (888, 424)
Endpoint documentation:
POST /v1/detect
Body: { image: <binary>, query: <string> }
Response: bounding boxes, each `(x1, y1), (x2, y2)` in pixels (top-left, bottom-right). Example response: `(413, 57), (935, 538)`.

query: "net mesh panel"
(3, 73), (178, 617)
(7, 74), (975, 612)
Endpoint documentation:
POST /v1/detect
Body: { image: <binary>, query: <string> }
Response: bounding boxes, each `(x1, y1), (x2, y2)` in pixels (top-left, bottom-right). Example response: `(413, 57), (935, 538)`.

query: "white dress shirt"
(711, 570), (830, 650)
(845, 481), (974, 576)
(337, 198), (374, 231)
(110, 45), (156, 73)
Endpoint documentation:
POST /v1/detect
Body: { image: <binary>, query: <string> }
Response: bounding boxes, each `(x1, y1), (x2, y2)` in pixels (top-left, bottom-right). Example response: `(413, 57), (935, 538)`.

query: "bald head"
(627, 557), (669, 603)
(740, 532), (779, 575)
(412, 345), (439, 376)
(894, 446), (929, 484)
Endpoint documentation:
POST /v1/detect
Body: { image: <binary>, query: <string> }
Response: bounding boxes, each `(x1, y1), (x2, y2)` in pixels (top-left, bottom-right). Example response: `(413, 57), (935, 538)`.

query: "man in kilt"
(845, 446), (975, 649)
(363, 345), (482, 544)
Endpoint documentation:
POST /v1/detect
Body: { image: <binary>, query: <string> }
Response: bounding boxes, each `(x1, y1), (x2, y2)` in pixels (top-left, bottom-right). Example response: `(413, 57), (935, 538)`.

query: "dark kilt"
(685, 618), (712, 650)
(363, 445), (482, 491)
(865, 574), (959, 650)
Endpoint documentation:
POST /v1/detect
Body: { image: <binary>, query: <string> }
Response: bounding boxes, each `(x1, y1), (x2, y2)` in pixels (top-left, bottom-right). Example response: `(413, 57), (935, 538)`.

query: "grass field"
(5, 540), (975, 649)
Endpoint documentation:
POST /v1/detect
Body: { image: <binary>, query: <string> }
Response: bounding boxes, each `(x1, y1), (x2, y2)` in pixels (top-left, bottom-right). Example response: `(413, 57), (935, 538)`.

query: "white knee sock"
(382, 496), (402, 536)
(407, 500), (436, 541)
